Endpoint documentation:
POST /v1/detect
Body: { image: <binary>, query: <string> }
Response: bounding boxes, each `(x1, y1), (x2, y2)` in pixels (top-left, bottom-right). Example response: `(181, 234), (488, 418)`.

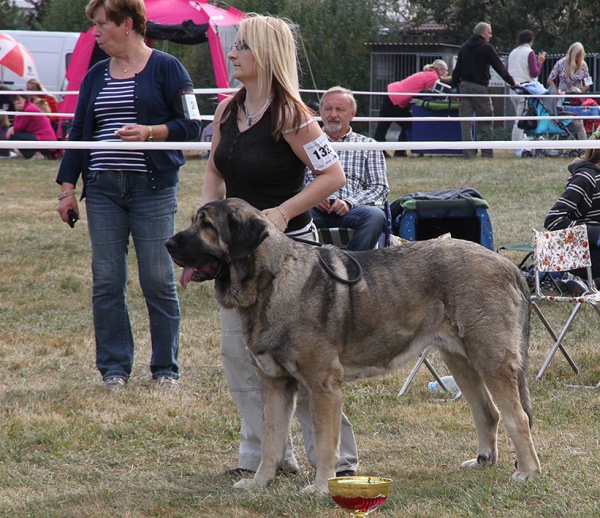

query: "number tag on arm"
(303, 134), (339, 171)
(183, 93), (202, 121)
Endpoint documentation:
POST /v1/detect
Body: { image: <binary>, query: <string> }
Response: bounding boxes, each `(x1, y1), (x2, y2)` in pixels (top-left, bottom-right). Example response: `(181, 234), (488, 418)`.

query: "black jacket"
(452, 35), (515, 88)
(545, 160), (600, 247)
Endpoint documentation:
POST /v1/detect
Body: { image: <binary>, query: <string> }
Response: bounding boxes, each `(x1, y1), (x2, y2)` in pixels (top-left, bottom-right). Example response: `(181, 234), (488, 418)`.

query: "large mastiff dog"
(166, 198), (541, 493)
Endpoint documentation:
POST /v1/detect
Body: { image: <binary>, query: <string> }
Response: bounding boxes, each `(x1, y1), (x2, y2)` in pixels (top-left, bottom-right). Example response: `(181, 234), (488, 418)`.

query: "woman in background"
(27, 78), (60, 130)
(547, 42), (592, 141)
(545, 129), (600, 291)
(373, 60), (450, 156)
(5, 93), (57, 158)
(507, 30), (546, 149)
(56, 0), (201, 390)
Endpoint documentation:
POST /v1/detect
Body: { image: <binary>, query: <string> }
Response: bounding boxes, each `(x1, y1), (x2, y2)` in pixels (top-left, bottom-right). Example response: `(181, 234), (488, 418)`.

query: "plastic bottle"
(428, 375), (461, 395)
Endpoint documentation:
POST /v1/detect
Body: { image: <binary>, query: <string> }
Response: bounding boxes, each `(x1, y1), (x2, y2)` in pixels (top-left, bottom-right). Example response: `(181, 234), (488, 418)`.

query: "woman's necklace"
(117, 50), (145, 73)
(243, 96), (271, 126)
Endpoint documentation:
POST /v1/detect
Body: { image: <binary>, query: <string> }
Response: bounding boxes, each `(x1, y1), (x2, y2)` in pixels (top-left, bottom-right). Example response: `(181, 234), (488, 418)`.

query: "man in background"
(306, 86), (389, 250)
(452, 22), (519, 159)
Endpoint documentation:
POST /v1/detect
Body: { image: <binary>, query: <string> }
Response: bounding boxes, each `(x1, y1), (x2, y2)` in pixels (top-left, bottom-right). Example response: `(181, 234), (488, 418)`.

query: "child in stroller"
(514, 82), (585, 157)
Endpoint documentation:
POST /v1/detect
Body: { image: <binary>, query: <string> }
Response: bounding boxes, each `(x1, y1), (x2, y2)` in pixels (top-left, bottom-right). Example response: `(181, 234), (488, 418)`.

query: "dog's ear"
(227, 208), (269, 260)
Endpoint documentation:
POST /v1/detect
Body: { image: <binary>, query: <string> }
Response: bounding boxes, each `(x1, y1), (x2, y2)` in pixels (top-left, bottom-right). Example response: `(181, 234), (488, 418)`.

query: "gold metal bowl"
(328, 476), (392, 516)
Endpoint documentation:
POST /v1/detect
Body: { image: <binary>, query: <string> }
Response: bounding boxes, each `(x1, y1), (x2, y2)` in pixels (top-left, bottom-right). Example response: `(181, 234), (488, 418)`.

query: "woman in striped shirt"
(55, 0), (201, 390)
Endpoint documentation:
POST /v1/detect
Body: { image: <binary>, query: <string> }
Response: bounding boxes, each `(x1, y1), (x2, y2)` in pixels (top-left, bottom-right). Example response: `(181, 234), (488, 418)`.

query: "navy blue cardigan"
(56, 50), (201, 194)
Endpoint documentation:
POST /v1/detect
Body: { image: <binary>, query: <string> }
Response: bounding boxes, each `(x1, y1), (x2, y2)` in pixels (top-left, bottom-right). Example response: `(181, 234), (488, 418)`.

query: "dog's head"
(165, 198), (270, 288)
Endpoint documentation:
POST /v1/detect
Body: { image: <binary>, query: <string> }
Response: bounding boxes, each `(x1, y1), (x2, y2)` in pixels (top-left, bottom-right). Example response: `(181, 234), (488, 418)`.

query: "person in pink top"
(5, 94), (57, 159)
(374, 60), (449, 156)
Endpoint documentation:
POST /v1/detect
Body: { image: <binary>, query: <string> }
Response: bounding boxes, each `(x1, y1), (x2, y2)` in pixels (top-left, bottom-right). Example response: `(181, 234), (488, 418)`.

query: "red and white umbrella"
(0, 32), (38, 82)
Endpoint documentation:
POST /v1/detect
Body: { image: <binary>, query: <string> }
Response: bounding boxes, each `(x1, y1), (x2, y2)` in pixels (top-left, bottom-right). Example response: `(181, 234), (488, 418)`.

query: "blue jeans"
(311, 205), (387, 251)
(85, 170), (180, 381)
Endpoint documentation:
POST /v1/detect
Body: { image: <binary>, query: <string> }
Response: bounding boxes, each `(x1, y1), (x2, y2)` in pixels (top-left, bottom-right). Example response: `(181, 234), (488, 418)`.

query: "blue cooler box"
(396, 199), (494, 250)
(561, 104), (600, 117)
(409, 104), (465, 155)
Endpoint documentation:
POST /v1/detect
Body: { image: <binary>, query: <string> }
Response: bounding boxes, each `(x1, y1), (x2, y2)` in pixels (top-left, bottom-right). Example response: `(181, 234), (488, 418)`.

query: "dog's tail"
(518, 274), (534, 429)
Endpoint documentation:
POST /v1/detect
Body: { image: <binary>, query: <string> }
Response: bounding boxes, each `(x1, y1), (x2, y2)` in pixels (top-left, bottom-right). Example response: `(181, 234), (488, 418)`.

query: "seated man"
(306, 86), (390, 251)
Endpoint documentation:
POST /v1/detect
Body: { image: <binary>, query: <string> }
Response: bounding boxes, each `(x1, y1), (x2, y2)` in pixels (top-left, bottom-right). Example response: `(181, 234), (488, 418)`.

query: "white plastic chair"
(531, 226), (600, 379)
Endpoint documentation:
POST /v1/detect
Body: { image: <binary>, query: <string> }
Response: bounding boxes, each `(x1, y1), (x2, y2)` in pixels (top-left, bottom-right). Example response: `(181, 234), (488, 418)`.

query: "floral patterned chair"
(531, 226), (600, 379)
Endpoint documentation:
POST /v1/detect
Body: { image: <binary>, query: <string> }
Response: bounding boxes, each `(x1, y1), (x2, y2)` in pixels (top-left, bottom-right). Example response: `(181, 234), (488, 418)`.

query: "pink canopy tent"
(59, 0), (243, 122)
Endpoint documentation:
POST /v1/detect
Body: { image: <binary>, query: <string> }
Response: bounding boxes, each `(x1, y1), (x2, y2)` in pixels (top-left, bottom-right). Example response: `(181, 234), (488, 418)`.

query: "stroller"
(514, 83), (579, 157)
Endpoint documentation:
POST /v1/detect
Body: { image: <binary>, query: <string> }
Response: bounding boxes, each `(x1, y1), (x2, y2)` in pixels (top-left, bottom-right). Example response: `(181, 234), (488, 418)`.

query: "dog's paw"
(510, 469), (541, 482)
(300, 483), (329, 494)
(233, 477), (260, 489)
(460, 451), (496, 470)
(460, 458), (485, 470)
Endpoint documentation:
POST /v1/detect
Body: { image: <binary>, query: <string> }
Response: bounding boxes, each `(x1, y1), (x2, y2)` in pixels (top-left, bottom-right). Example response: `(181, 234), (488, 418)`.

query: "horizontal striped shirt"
(89, 71), (147, 173)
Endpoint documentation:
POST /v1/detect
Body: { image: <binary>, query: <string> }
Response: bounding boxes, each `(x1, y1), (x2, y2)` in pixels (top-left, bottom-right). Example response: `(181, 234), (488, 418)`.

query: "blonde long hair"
(223, 14), (311, 139)
(565, 42), (585, 77)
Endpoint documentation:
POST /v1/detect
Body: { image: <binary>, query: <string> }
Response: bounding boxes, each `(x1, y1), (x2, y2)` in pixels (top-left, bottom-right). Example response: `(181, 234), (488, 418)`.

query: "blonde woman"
(547, 42), (592, 140)
(547, 42), (592, 94)
(373, 59), (450, 156)
(201, 13), (358, 483)
(26, 78), (59, 116)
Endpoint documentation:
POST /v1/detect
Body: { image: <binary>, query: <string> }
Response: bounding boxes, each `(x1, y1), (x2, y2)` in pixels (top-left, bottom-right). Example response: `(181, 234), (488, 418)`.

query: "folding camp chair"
(531, 226), (600, 379)
(397, 348), (451, 396)
(317, 201), (392, 249)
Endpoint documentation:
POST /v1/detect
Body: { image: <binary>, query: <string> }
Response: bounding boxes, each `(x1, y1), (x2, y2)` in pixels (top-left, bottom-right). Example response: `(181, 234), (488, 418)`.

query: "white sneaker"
(155, 376), (179, 389)
(103, 376), (127, 390)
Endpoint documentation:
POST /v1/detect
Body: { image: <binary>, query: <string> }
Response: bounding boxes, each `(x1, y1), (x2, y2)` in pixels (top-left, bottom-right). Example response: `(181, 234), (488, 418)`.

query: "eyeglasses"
(230, 43), (250, 53)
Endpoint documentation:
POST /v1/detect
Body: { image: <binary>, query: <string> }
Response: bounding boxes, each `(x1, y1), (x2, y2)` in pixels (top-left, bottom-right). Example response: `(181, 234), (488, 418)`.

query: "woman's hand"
(263, 207), (288, 231)
(114, 124), (154, 142)
(56, 183), (79, 226)
(5, 127), (14, 139)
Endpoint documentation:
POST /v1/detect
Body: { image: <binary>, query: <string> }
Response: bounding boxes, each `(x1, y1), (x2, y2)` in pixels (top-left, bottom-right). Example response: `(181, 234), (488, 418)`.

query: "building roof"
(401, 15), (448, 35)
(366, 42), (461, 53)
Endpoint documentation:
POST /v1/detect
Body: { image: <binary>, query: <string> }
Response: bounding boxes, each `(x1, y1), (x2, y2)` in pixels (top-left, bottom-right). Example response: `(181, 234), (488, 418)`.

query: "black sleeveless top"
(213, 103), (312, 232)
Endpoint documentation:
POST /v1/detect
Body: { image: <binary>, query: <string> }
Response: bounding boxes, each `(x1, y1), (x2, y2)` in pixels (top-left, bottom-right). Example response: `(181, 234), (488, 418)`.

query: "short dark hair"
(517, 30), (535, 45)
(10, 93), (30, 103)
(86, 0), (147, 37)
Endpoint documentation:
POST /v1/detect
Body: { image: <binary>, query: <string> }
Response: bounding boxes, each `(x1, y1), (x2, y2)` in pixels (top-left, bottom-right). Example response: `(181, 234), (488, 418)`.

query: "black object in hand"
(67, 209), (79, 228)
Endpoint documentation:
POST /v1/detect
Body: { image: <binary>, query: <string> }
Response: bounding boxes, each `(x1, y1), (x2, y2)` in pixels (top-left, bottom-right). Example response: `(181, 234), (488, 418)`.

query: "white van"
(0, 30), (80, 95)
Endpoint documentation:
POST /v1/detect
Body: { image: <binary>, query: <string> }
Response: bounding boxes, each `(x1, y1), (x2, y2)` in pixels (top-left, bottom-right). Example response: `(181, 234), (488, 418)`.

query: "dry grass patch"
(0, 155), (598, 517)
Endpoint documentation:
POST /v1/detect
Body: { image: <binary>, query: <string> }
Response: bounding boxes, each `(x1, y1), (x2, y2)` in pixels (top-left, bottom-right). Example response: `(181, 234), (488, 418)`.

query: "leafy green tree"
(43, 0), (89, 32)
(409, 0), (600, 54)
(0, 0), (20, 29)
(226, 0), (390, 117)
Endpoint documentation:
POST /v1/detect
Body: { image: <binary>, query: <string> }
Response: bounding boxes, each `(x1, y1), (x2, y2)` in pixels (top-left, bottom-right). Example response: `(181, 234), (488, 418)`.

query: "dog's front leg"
(234, 374), (296, 489)
(304, 373), (343, 493)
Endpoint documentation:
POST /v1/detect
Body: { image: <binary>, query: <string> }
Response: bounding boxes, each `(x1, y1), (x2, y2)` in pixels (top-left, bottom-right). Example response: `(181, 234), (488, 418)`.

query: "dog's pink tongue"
(180, 267), (196, 288)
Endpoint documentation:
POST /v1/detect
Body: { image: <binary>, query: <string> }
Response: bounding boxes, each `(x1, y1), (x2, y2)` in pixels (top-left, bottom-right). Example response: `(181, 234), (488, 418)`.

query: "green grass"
(0, 152), (599, 517)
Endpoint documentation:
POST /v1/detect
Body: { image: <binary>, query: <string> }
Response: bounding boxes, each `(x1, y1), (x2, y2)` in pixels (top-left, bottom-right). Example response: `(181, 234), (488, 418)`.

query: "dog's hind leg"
(479, 374), (541, 481)
(234, 375), (297, 489)
(440, 351), (500, 471)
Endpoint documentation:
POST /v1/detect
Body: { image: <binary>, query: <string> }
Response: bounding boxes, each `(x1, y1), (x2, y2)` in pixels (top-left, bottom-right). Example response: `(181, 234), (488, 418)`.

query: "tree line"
(2, 0), (598, 116)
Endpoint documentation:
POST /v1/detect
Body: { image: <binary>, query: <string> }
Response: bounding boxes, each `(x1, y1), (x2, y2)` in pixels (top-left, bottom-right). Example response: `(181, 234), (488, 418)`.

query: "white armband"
(303, 134), (339, 171)
(183, 93), (202, 121)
